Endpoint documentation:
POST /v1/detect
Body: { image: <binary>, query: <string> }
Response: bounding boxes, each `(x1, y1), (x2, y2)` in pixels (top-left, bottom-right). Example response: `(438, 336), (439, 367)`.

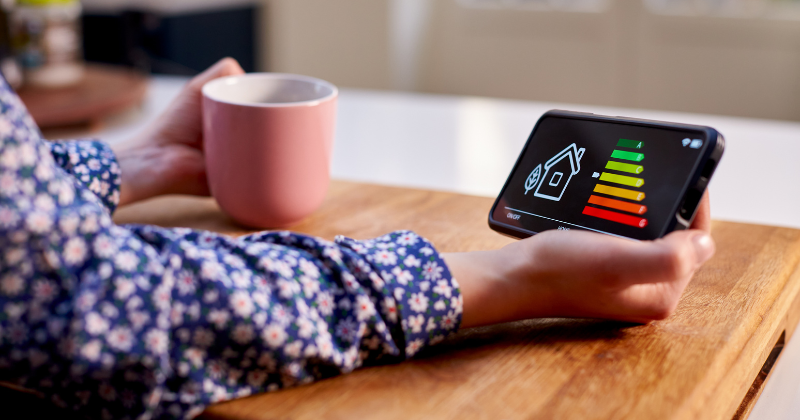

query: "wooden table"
(111, 180), (800, 420)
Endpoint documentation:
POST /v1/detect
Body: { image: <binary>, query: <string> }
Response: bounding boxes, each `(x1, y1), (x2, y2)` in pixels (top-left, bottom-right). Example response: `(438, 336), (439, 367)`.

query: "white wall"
(262, 0), (800, 120)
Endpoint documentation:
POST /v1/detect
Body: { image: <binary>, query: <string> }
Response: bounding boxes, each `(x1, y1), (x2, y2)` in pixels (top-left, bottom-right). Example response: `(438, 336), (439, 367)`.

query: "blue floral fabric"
(0, 77), (462, 419)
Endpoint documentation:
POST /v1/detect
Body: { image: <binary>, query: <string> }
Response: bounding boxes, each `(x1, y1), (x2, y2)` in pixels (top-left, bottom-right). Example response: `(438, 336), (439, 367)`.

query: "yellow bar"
(599, 172), (644, 187)
(594, 184), (645, 201)
(605, 160), (643, 174)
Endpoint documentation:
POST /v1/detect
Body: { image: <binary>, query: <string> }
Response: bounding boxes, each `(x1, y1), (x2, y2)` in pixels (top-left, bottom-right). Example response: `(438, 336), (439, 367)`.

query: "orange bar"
(588, 195), (647, 215)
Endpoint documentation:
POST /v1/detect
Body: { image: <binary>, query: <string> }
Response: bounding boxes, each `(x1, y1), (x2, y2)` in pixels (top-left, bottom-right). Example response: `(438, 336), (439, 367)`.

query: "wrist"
(444, 243), (559, 328)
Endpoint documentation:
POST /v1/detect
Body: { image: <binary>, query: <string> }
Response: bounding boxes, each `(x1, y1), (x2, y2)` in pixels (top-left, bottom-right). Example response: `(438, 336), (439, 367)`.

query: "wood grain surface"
(17, 65), (148, 129)
(114, 181), (800, 420)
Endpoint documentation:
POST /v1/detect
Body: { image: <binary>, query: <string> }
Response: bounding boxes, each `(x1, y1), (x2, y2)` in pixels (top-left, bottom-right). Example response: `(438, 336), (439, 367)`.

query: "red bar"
(588, 195), (647, 215)
(583, 206), (648, 228)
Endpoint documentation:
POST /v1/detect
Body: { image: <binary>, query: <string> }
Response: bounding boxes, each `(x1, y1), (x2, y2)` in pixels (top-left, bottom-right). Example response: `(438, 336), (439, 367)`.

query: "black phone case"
(488, 110), (725, 240)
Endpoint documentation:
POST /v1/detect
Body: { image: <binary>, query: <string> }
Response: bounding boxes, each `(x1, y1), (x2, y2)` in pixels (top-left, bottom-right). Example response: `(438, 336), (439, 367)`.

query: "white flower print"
(5, 302), (24, 319)
(114, 251), (138, 272)
(322, 246), (342, 262)
(229, 291), (254, 318)
(296, 317), (315, 339)
(153, 284), (172, 311)
(271, 304), (292, 326)
(63, 237), (87, 266)
(33, 194), (55, 212)
(341, 272), (358, 292)
(208, 309), (230, 329)
(369, 272), (384, 289)
(276, 279), (300, 299)
(433, 280), (452, 298)
(19, 143), (36, 165)
(106, 327), (134, 352)
(262, 324), (287, 348)
(408, 314), (424, 333)
(174, 271), (196, 296)
(145, 329), (169, 354)
(397, 232), (418, 246)
(420, 246), (434, 256)
(392, 266), (413, 285)
(182, 347), (205, 369)
(85, 312), (109, 335)
(257, 352), (276, 371)
(231, 324), (255, 345)
(382, 297), (398, 323)
(129, 311), (150, 331)
(170, 303), (185, 325)
(403, 255), (421, 268)
(284, 340), (303, 358)
(32, 279), (58, 302)
(451, 295), (464, 314)
(355, 295), (376, 321)
(426, 316), (437, 332)
(0, 206), (19, 228)
(408, 292), (429, 313)
(335, 318), (358, 343)
(422, 261), (443, 281)
(25, 211), (52, 233)
(201, 260), (225, 281)
(80, 340), (102, 362)
(373, 250), (397, 266)
(441, 311), (458, 330)
(1, 273), (24, 296)
(93, 235), (117, 258)
(316, 335), (334, 358)
(406, 338), (424, 357)
(80, 214), (99, 234)
(299, 259), (320, 278)
(114, 278), (136, 301)
(247, 370), (268, 387)
(193, 328), (215, 348)
(299, 275), (320, 298)
(433, 300), (446, 311)
(316, 292), (334, 316)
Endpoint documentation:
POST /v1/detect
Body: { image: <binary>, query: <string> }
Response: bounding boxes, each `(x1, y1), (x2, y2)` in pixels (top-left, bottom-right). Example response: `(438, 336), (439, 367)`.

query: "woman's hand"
(447, 193), (714, 327)
(112, 58), (245, 206)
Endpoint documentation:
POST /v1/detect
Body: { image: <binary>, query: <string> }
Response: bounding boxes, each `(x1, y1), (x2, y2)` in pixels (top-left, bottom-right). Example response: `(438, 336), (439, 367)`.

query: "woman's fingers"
(187, 57), (245, 92)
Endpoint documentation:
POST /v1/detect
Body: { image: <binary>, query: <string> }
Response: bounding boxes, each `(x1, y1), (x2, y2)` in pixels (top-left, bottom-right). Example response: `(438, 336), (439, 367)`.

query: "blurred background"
(2, 0), (800, 123)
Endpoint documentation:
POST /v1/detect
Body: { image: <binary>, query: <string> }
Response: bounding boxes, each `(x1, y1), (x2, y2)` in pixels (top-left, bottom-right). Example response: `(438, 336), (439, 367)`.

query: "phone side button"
(679, 188), (703, 219)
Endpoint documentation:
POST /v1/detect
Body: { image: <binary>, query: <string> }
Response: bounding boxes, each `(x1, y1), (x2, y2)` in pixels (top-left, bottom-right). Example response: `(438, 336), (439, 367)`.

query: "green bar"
(617, 139), (643, 149)
(605, 160), (643, 174)
(610, 149), (644, 162)
(599, 172), (644, 187)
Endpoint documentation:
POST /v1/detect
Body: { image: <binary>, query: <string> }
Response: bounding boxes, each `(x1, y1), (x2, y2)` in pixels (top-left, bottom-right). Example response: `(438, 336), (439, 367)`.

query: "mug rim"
(202, 73), (339, 108)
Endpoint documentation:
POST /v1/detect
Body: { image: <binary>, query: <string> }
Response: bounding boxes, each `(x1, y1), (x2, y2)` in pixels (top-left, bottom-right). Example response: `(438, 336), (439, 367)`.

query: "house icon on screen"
(534, 143), (585, 201)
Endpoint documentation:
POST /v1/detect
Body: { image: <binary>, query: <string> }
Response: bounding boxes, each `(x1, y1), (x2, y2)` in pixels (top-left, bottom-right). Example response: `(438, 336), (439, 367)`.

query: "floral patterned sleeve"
(0, 77), (462, 419)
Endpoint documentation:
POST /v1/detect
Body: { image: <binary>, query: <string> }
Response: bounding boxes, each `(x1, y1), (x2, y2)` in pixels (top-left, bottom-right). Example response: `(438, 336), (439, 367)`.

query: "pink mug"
(202, 73), (338, 228)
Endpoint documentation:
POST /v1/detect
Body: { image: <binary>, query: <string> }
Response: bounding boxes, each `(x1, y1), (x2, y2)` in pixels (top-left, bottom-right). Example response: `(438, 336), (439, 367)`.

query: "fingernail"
(692, 232), (715, 263)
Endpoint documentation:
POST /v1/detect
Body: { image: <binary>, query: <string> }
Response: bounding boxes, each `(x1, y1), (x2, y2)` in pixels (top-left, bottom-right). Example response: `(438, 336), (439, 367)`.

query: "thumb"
(188, 57), (246, 92)
(630, 230), (715, 285)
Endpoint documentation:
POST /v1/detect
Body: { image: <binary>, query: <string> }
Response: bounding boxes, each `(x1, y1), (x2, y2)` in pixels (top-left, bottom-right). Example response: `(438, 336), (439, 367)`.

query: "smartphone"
(488, 110), (725, 241)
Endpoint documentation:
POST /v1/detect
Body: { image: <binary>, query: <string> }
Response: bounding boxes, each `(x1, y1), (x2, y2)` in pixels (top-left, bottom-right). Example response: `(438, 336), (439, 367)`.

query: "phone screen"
(491, 114), (712, 240)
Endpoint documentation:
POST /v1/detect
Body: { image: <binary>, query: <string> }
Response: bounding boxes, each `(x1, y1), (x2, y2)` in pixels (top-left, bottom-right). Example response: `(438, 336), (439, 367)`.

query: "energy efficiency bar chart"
(585, 138), (649, 228)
